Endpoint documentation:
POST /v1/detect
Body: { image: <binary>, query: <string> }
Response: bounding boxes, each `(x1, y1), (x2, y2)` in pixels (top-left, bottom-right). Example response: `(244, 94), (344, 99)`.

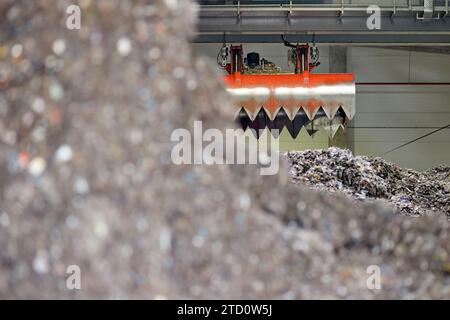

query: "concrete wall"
(348, 47), (450, 171)
(192, 43), (450, 171)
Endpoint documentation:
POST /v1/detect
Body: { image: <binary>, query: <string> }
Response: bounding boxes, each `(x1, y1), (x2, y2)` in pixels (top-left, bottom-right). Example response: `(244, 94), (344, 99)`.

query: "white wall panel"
(193, 44), (450, 170)
(349, 47), (450, 170)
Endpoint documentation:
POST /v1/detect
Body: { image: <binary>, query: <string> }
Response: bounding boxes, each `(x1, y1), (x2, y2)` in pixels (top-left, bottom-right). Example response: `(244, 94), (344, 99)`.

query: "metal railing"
(199, 0), (449, 18)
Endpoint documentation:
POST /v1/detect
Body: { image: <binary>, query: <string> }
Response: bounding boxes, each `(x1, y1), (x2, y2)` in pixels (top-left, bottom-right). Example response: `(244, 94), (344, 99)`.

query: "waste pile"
(287, 148), (449, 216)
(0, 0), (449, 299)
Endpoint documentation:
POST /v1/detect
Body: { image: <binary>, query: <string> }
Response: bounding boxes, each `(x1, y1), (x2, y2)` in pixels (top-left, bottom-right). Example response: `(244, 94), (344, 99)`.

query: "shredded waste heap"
(287, 148), (450, 216)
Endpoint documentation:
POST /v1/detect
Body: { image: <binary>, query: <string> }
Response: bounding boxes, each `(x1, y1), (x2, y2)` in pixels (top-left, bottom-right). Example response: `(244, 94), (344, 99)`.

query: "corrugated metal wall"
(192, 44), (450, 170)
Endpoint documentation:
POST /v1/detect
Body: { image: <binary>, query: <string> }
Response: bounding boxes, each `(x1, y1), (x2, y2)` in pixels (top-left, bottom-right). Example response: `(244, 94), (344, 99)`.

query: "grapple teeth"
(266, 108), (290, 138)
(237, 108), (251, 131)
(291, 110), (309, 138)
(263, 106), (281, 121)
(341, 104), (355, 120)
(247, 109), (267, 136)
(282, 106), (300, 121)
(228, 72), (355, 140)
(322, 105), (341, 120)
(301, 105), (321, 121)
(242, 106), (262, 121)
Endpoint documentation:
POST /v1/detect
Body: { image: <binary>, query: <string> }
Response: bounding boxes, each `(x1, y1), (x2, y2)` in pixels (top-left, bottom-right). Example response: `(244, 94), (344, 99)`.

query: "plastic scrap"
(287, 148), (449, 216)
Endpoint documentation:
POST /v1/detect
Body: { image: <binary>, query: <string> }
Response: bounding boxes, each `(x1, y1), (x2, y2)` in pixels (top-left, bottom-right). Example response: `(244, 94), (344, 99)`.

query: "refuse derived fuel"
(287, 148), (450, 217)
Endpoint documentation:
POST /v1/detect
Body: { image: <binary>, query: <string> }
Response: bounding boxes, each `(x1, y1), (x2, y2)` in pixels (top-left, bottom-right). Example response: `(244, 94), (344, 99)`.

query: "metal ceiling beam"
(195, 2), (450, 44)
(198, 2), (450, 16)
(193, 33), (450, 45)
(197, 16), (449, 33)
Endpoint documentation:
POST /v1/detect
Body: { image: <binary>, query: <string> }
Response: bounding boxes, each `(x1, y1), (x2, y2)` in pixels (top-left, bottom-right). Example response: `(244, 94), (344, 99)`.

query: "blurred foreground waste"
(0, 0), (449, 299)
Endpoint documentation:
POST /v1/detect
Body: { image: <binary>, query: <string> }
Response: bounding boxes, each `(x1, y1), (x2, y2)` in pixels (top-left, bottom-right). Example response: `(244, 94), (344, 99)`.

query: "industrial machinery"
(218, 37), (355, 139)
